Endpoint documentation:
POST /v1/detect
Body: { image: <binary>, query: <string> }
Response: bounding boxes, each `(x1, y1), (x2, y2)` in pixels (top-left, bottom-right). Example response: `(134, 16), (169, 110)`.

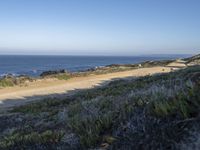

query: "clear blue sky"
(0, 0), (199, 55)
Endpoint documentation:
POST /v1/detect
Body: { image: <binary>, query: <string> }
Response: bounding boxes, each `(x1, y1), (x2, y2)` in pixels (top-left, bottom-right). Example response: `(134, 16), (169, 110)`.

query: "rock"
(86, 67), (96, 72)
(2, 74), (15, 79)
(40, 69), (67, 77)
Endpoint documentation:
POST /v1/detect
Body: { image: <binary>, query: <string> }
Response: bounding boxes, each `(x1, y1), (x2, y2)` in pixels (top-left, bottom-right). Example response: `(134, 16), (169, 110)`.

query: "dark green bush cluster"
(0, 130), (64, 149)
(0, 76), (34, 87)
(149, 85), (200, 118)
(0, 78), (15, 87)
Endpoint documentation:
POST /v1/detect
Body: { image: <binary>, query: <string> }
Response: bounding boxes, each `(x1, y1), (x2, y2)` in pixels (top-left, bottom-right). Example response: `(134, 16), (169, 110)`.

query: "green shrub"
(0, 79), (14, 87)
(0, 130), (64, 149)
(55, 74), (71, 80)
(149, 85), (200, 118)
(69, 113), (114, 147)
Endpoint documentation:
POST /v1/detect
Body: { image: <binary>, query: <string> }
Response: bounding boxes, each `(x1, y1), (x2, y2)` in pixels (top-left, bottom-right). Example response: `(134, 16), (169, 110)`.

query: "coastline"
(1, 53), (199, 111)
(0, 58), (178, 87)
(0, 54), (190, 77)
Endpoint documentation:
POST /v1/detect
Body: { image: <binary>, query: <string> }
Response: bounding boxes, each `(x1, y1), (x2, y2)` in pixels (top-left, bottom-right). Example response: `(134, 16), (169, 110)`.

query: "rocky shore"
(0, 54), (199, 88)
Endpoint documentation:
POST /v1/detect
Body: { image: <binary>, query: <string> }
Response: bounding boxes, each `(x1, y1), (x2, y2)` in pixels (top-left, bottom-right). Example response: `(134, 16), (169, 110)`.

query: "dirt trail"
(0, 67), (179, 110)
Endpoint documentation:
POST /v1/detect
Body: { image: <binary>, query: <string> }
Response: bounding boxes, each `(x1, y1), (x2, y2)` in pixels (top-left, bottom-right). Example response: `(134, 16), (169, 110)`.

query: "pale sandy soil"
(167, 60), (187, 68)
(0, 66), (183, 111)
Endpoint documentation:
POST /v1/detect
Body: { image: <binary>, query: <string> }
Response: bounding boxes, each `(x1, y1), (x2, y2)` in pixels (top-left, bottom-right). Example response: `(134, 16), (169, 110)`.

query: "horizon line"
(0, 53), (194, 57)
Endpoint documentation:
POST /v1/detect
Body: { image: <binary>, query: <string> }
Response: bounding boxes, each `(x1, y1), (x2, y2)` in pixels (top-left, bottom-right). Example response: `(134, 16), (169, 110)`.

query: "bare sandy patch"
(0, 66), (178, 110)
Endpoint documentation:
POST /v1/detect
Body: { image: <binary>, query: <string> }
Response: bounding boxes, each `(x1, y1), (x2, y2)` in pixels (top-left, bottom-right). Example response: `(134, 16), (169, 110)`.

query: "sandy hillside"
(0, 66), (182, 111)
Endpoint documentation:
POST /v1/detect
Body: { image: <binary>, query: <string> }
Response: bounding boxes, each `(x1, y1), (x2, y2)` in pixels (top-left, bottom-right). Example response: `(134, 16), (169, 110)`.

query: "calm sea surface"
(0, 55), (190, 77)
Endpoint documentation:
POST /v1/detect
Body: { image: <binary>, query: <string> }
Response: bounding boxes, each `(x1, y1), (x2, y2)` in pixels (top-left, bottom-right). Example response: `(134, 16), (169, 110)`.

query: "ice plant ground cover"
(0, 65), (199, 149)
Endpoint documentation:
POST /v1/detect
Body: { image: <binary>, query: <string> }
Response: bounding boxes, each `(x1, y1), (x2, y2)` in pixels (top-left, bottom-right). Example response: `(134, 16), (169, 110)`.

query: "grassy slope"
(0, 65), (200, 149)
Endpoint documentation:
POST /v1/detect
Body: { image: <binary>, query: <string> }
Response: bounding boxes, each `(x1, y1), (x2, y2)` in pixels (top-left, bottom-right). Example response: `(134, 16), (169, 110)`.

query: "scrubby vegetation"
(0, 75), (34, 88)
(0, 78), (15, 87)
(51, 73), (71, 80)
(184, 54), (200, 65)
(0, 65), (199, 149)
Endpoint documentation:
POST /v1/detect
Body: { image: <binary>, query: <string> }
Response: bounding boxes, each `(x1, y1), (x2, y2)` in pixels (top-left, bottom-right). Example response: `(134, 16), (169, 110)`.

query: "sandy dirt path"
(0, 67), (177, 110)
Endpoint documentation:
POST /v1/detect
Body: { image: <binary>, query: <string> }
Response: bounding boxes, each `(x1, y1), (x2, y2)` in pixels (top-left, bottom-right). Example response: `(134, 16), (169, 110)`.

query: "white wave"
(0, 73), (19, 77)
(32, 70), (38, 73)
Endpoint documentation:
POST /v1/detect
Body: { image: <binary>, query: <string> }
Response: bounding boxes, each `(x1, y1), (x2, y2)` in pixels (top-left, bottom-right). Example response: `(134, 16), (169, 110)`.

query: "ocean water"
(0, 55), (190, 77)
